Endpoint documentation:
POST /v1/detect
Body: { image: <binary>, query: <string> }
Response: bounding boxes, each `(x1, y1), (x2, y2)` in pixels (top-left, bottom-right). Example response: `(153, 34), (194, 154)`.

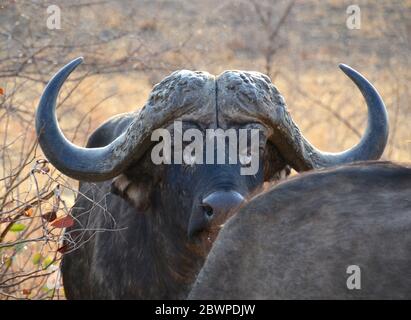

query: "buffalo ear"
(111, 174), (151, 211)
(263, 142), (291, 182)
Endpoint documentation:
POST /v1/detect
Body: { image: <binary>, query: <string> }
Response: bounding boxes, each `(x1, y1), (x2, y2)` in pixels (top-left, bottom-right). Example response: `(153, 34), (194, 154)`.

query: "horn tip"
(55, 57), (83, 79)
(338, 63), (351, 72)
(72, 56), (84, 66)
(338, 63), (361, 80)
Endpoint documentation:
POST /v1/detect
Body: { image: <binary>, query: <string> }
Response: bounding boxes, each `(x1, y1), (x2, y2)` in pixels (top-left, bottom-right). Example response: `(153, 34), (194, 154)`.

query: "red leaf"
(22, 289), (31, 295)
(24, 207), (34, 217)
(50, 215), (74, 228)
(0, 88), (4, 95)
(42, 211), (57, 222)
(57, 244), (68, 254)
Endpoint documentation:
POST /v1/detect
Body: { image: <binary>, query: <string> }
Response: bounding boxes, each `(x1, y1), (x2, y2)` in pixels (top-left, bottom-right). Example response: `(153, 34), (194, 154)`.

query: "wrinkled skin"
(62, 117), (289, 299)
(189, 161), (411, 299)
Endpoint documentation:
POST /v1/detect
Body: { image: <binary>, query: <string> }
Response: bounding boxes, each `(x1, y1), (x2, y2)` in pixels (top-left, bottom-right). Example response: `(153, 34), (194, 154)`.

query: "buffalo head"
(35, 58), (388, 243)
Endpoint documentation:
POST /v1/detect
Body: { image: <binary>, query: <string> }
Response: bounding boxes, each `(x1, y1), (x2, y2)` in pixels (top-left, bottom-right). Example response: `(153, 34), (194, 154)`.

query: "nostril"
(201, 191), (244, 218)
(202, 204), (214, 218)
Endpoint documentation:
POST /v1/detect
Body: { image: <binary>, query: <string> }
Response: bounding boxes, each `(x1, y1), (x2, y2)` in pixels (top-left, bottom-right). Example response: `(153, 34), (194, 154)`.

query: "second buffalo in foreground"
(189, 161), (411, 299)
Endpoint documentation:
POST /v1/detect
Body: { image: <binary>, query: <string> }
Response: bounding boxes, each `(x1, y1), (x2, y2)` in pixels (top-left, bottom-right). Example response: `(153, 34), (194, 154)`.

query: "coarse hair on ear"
(263, 142), (291, 182)
(110, 174), (152, 211)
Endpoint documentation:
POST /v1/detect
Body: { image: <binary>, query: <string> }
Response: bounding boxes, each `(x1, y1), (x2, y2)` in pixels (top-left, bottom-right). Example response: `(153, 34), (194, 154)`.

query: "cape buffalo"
(35, 57), (388, 299)
(189, 161), (411, 300)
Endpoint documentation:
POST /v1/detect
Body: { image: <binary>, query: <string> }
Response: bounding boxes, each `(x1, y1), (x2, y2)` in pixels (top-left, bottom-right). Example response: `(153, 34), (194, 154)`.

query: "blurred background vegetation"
(0, 0), (410, 299)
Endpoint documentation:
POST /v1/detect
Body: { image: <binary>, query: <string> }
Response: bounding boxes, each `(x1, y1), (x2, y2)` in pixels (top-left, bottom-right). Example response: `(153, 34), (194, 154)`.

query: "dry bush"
(0, 0), (191, 299)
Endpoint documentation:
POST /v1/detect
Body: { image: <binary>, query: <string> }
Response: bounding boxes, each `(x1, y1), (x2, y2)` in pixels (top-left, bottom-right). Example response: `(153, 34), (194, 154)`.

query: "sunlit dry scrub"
(0, 0), (410, 299)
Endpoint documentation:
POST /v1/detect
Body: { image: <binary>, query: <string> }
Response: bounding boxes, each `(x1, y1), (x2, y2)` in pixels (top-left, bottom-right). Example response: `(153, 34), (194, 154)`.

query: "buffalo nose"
(201, 191), (245, 219)
(188, 191), (245, 239)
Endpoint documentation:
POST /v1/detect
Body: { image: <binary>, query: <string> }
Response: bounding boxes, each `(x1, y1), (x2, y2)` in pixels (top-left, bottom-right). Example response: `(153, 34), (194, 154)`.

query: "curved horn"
(271, 64), (389, 171)
(36, 57), (135, 181)
(36, 58), (214, 181)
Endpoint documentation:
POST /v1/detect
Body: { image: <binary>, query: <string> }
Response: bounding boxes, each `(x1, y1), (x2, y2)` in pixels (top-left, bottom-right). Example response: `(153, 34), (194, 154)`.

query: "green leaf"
(47, 289), (55, 298)
(41, 285), (50, 293)
(5, 257), (12, 268)
(41, 286), (55, 298)
(32, 252), (43, 265)
(14, 243), (26, 253)
(42, 257), (53, 269)
(9, 223), (26, 232)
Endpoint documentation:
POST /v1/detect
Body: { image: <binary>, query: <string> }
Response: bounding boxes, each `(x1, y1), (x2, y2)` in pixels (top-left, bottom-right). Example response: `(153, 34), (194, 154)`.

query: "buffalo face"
(111, 121), (290, 240)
